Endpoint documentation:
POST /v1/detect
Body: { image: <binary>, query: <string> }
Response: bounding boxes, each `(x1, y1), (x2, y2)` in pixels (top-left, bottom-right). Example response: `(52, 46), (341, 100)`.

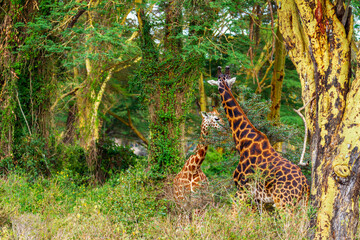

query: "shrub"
(97, 138), (137, 181)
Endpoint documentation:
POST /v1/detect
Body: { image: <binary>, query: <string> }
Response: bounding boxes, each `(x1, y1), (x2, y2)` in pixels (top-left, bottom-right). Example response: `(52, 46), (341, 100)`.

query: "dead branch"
(256, 60), (274, 93)
(16, 89), (32, 136)
(294, 96), (316, 166)
(108, 110), (148, 146)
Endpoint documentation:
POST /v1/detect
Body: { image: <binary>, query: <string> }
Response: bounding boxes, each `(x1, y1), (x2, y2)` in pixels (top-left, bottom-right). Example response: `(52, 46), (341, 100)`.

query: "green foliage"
(2, 132), (139, 183)
(0, 163), (169, 238)
(59, 144), (88, 178)
(1, 0), (360, 237)
(237, 86), (300, 144)
(11, 134), (58, 179)
(97, 138), (137, 179)
(101, 166), (168, 230)
(202, 146), (238, 180)
(0, 166), (315, 239)
(0, 76), (16, 159)
(134, 8), (199, 177)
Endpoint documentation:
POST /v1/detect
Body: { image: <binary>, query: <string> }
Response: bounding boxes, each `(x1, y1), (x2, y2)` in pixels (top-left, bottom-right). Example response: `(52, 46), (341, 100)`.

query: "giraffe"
(173, 109), (223, 206)
(208, 66), (309, 210)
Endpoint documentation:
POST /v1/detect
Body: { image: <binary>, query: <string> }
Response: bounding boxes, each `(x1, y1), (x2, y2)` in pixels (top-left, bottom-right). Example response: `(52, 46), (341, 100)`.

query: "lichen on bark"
(276, 0), (360, 238)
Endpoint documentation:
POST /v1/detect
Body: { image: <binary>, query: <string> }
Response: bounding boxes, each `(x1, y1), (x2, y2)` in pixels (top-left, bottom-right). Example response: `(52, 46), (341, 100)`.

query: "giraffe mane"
(219, 77), (268, 139)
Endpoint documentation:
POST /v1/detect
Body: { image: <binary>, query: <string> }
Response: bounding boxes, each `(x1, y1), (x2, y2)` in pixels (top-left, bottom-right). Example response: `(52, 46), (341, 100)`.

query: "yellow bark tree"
(276, 0), (359, 238)
(52, 1), (140, 181)
(199, 73), (207, 112)
(268, 24), (286, 152)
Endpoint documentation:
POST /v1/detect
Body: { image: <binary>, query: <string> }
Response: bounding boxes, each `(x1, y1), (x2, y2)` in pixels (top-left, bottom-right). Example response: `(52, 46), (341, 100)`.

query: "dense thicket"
(0, 0), (310, 180)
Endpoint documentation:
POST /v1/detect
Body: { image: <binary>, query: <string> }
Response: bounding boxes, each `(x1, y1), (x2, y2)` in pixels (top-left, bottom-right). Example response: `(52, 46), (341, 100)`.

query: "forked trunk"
(277, 0), (360, 238)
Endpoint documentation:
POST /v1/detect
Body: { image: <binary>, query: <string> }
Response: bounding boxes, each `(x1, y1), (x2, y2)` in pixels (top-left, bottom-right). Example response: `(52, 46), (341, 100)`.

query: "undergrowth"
(0, 159), (322, 240)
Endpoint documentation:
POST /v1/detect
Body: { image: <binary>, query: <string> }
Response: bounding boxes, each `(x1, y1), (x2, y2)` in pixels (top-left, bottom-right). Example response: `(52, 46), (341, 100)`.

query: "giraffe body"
(173, 110), (223, 205)
(209, 67), (309, 209)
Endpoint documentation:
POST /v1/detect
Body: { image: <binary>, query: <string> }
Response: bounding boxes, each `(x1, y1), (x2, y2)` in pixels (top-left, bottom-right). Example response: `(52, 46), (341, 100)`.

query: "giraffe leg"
(272, 193), (296, 217)
(231, 190), (248, 217)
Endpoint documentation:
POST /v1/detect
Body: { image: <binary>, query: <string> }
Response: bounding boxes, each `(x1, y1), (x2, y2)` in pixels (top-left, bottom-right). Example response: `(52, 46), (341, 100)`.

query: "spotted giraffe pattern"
(213, 66), (309, 209)
(173, 109), (223, 203)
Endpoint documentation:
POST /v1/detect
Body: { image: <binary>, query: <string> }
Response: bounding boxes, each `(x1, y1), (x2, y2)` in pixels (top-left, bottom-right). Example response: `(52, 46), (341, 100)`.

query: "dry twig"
(294, 96), (316, 166)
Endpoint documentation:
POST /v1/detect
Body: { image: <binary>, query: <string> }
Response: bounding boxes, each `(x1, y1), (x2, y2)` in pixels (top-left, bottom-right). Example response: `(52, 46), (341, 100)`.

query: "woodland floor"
(0, 155), (358, 240)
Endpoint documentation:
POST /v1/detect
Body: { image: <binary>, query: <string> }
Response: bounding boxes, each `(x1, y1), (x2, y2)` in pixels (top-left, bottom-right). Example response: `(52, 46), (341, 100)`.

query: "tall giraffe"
(209, 66), (309, 209)
(173, 109), (223, 205)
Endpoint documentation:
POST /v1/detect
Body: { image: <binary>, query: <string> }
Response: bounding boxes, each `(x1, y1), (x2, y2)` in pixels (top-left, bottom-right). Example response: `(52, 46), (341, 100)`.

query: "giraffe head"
(207, 66), (236, 89)
(200, 109), (223, 136)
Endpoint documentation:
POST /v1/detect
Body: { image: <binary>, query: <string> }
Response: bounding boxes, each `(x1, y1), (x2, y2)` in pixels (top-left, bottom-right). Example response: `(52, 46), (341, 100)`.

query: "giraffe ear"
(207, 80), (219, 86)
(227, 77), (236, 88)
(201, 112), (208, 118)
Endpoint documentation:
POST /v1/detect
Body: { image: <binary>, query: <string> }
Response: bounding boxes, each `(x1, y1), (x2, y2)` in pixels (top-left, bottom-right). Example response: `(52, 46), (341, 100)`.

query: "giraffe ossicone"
(173, 109), (223, 206)
(208, 77), (236, 89)
(210, 66), (309, 210)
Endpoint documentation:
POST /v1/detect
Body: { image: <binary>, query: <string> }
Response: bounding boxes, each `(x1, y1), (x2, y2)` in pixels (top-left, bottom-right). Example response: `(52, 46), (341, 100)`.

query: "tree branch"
(256, 60), (274, 93)
(102, 56), (141, 73)
(108, 110), (148, 146)
(294, 96), (316, 166)
(16, 89), (32, 136)
(50, 84), (83, 112)
(67, 9), (86, 29)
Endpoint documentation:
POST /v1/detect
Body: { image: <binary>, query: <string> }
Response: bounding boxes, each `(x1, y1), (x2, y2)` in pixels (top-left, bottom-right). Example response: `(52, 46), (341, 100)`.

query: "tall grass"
(0, 166), (354, 239)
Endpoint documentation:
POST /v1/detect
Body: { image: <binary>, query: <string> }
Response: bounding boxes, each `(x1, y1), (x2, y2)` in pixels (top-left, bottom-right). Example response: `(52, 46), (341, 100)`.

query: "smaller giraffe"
(173, 109), (223, 206)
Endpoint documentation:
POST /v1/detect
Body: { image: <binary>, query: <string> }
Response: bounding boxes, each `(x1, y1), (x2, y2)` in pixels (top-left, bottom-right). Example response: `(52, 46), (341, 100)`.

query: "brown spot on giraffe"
(173, 109), (224, 205)
(213, 66), (309, 210)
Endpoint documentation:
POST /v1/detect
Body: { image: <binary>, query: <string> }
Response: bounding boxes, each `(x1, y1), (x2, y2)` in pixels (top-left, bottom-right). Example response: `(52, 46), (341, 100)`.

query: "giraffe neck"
(218, 79), (268, 152)
(182, 123), (210, 173)
(183, 143), (208, 173)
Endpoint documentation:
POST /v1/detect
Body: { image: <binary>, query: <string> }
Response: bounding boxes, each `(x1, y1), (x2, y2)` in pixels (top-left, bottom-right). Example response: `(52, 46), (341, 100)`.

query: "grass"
(0, 163), (317, 240)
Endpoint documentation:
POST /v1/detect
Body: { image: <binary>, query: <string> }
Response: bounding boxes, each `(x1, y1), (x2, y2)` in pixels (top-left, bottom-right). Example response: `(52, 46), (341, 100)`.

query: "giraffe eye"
(215, 117), (220, 121)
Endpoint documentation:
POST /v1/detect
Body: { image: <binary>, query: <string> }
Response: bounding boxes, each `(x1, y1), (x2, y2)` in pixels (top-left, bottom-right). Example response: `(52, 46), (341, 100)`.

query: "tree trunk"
(63, 103), (77, 144)
(0, 6), (16, 161)
(0, 75), (16, 162)
(268, 25), (285, 125)
(277, 0), (360, 239)
(199, 73), (207, 112)
(136, 0), (187, 176)
(0, 0), (53, 162)
(136, 0), (216, 176)
(268, 24), (286, 151)
(72, 2), (113, 181)
(248, 4), (262, 65)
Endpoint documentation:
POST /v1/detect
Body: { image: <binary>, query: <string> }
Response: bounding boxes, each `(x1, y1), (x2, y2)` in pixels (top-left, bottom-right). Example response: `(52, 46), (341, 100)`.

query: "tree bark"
(268, 24), (286, 151)
(268, 25), (285, 126)
(0, 0), (53, 161)
(199, 73), (207, 112)
(248, 4), (262, 65)
(277, 0), (359, 239)
(0, 5), (16, 161)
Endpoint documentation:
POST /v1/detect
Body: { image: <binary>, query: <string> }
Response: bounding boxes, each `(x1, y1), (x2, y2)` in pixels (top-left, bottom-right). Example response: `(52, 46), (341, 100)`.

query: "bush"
(97, 138), (138, 181)
(0, 162), (169, 239)
(10, 134), (62, 179)
(0, 133), (140, 183)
